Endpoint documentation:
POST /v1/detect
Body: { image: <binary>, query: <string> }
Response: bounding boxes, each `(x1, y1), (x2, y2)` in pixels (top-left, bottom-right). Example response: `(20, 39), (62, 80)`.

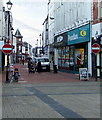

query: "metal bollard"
(53, 65), (57, 73)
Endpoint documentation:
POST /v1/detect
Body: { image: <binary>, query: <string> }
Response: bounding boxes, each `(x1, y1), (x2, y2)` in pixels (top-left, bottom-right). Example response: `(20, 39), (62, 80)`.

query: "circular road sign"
(92, 43), (100, 54)
(2, 44), (13, 54)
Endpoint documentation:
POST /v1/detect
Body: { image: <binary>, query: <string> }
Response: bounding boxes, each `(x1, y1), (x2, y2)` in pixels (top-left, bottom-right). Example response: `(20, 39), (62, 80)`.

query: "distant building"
(14, 29), (23, 63)
(33, 47), (43, 57)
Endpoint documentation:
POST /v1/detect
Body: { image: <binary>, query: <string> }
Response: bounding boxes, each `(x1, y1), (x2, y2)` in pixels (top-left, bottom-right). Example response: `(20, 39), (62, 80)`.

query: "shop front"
(67, 23), (90, 73)
(54, 32), (67, 70)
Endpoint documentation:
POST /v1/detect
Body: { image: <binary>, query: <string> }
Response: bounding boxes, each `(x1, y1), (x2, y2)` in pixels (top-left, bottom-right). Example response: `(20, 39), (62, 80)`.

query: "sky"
(4, 0), (48, 47)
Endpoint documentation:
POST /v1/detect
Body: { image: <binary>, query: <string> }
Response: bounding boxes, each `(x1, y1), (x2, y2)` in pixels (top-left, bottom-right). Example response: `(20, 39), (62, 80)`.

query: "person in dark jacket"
(37, 60), (42, 73)
(28, 60), (31, 69)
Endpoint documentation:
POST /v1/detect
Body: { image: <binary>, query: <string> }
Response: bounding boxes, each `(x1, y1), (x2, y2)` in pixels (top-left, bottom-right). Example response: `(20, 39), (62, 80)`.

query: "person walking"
(37, 60), (42, 73)
(28, 60), (31, 69)
(22, 58), (24, 65)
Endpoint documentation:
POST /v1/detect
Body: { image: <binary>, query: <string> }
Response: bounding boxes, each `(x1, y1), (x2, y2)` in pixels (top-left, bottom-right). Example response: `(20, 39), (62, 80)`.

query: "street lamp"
(39, 34), (41, 48)
(6, 0), (13, 83)
(39, 34), (42, 56)
(6, 0), (13, 10)
(37, 39), (38, 47)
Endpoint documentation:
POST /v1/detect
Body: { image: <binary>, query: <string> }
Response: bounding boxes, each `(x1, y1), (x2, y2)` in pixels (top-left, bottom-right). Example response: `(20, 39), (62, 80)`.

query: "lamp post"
(37, 39), (38, 47)
(39, 34), (42, 56)
(6, 0), (13, 82)
(39, 34), (41, 48)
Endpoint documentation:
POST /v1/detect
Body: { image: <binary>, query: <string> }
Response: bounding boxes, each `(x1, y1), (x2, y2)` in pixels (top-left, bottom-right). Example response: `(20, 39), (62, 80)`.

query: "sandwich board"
(79, 68), (89, 80)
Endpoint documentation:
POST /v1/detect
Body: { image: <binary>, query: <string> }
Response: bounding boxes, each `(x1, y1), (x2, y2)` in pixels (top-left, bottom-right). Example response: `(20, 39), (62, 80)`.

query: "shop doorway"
(75, 44), (87, 71)
(100, 48), (102, 78)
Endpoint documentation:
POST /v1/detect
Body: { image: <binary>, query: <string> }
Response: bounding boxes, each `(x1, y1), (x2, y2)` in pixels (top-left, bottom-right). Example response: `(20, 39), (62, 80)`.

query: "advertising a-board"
(79, 68), (89, 80)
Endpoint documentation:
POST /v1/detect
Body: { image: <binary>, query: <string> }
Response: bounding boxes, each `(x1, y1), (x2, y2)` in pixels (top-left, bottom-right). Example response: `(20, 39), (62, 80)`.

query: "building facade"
(91, 0), (102, 78)
(44, 0), (102, 78)
(14, 29), (23, 63)
(47, 1), (92, 74)
(42, 16), (49, 57)
(0, 0), (14, 70)
(0, 0), (4, 71)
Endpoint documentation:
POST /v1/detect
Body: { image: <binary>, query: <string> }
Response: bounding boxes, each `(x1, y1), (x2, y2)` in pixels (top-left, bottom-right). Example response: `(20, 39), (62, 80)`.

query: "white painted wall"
(92, 23), (102, 37)
(54, 48), (58, 67)
(88, 42), (92, 76)
(22, 46), (25, 54)
(54, 1), (92, 35)
(0, 0), (3, 41)
(48, 1), (54, 44)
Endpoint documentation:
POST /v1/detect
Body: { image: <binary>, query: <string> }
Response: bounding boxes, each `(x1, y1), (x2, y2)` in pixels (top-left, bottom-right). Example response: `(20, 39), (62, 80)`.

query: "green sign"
(67, 24), (90, 45)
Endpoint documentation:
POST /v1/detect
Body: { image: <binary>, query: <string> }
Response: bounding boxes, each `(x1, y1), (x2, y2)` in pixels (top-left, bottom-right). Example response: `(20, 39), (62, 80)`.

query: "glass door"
(100, 47), (102, 78)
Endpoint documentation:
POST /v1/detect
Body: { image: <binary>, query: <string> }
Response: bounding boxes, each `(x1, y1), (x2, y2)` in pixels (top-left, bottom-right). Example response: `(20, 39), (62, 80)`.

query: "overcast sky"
(4, 0), (48, 47)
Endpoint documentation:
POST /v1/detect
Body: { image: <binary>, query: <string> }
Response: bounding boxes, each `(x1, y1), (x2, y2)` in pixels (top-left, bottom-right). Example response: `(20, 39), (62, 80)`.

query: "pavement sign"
(79, 68), (89, 80)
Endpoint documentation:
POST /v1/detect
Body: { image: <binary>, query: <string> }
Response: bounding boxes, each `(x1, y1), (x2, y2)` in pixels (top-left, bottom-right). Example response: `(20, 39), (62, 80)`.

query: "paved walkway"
(2, 82), (100, 119)
(2, 63), (98, 84)
(1, 63), (101, 119)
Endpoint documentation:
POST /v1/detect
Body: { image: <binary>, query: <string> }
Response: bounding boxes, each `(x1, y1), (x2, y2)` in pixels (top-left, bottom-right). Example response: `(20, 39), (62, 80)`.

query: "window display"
(69, 46), (74, 70)
(58, 48), (62, 68)
(75, 48), (85, 70)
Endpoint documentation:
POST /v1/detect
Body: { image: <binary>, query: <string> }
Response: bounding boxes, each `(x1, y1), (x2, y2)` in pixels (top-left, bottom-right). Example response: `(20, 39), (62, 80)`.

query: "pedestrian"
(28, 60), (31, 69)
(37, 60), (42, 73)
(22, 58), (24, 65)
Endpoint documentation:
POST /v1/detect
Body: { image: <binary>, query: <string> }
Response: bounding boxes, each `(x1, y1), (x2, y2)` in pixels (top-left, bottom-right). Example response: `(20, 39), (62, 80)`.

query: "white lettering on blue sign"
(68, 34), (78, 41)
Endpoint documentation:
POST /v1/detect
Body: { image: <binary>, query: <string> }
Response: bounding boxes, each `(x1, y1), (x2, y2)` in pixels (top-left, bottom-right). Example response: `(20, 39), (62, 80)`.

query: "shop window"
(65, 46), (70, 69)
(75, 48), (85, 70)
(62, 47), (66, 69)
(58, 48), (62, 68)
(69, 46), (74, 70)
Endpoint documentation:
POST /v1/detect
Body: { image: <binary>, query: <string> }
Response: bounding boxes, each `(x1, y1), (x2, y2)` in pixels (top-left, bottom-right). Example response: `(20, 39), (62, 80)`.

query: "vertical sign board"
(79, 68), (89, 80)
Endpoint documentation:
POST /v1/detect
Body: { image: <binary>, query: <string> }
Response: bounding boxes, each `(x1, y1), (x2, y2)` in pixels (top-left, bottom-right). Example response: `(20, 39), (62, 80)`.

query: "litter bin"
(53, 65), (57, 73)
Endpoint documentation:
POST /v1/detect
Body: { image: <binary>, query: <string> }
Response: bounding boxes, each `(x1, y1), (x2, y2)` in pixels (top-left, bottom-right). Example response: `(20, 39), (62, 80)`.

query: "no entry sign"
(2, 44), (13, 54)
(92, 43), (100, 54)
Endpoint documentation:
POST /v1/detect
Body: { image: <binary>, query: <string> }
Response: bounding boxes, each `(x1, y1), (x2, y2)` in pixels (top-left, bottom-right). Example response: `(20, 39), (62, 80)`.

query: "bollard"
(53, 65), (57, 73)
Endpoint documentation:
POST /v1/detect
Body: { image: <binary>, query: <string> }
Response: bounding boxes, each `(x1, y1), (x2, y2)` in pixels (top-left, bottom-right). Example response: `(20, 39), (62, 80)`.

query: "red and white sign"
(92, 43), (100, 54)
(2, 44), (13, 54)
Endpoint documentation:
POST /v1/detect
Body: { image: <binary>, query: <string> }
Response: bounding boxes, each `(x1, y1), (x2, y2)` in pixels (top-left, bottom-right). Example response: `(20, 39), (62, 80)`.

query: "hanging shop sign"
(67, 24), (90, 45)
(44, 46), (48, 53)
(79, 68), (89, 80)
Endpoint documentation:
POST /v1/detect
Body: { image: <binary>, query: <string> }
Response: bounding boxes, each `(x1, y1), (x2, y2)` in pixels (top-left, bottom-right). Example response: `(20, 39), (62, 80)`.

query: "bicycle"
(9, 68), (20, 83)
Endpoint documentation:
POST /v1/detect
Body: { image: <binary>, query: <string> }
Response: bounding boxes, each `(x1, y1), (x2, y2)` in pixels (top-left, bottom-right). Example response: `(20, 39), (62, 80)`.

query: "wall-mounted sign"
(54, 32), (67, 47)
(67, 24), (90, 45)
(57, 36), (63, 43)
(79, 68), (89, 80)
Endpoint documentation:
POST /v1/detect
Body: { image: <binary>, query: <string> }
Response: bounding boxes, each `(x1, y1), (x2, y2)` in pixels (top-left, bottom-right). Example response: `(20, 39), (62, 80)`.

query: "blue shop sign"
(44, 46), (48, 52)
(67, 24), (90, 45)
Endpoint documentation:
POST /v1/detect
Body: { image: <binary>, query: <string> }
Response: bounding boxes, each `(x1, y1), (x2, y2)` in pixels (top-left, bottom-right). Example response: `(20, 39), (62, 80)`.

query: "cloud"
(13, 18), (42, 32)
(4, 0), (47, 47)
